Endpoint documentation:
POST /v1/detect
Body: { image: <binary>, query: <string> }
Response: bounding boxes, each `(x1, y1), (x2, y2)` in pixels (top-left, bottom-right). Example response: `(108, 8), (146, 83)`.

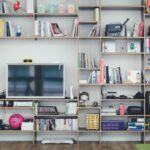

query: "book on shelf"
(79, 52), (97, 69)
(71, 18), (78, 37)
(132, 21), (144, 37)
(50, 23), (63, 37)
(45, 21), (52, 37)
(35, 118), (77, 131)
(3, 1), (9, 13)
(35, 20), (50, 37)
(55, 119), (77, 131)
(147, 0), (150, 6)
(87, 70), (100, 84)
(95, 8), (99, 22)
(100, 60), (123, 84)
(0, 19), (4, 37)
(5, 21), (15, 37)
(138, 21), (144, 37)
(145, 38), (150, 52)
(127, 117), (144, 131)
(100, 59), (105, 84)
(27, 0), (34, 13)
(89, 23), (100, 37)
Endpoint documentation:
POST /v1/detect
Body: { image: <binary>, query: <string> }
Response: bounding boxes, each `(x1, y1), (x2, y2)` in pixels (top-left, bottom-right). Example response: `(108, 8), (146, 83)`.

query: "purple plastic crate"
(101, 120), (125, 130)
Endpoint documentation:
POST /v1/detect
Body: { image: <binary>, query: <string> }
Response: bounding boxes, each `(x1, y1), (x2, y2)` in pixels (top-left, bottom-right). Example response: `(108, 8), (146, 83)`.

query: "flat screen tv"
(6, 64), (65, 98)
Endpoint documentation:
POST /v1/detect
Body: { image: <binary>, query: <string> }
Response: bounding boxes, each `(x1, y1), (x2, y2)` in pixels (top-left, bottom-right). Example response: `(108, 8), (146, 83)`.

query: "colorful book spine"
(0, 19), (4, 37)
(100, 59), (105, 84)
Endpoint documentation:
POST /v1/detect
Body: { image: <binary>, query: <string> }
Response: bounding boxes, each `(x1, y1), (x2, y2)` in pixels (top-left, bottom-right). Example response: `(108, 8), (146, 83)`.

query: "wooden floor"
(0, 143), (136, 150)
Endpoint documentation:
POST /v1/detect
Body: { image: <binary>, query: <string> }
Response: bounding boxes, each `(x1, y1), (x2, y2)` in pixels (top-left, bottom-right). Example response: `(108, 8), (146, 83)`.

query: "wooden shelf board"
(101, 36), (144, 39)
(0, 37), (34, 39)
(0, 130), (33, 133)
(102, 83), (145, 86)
(35, 130), (78, 133)
(100, 52), (144, 55)
(79, 128), (100, 133)
(79, 37), (100, 39)
(79, 68), (100, 71)
(33, 98), (78, 102)
(79, 6), (100, 9)
(35, 37), (78, 39)
(35, 13), (78, 17)
(101, 99), (144, 102)
(145, 67), (150, 70)
(101, 115), (144, 117)
(0, 13), (34, 17)
(101, 130), (144, 133)
(101, 5), (145, 9)
(34, 114), (78, 117)
(0, 106), (33, 109)
(79, 129), (100, 133)
(144, 13), (150, 16)
(79, 84), (100, 86)
(79, 21), (98, 24)
(78, 107), (100, 109)
(144, 52), (150, 54)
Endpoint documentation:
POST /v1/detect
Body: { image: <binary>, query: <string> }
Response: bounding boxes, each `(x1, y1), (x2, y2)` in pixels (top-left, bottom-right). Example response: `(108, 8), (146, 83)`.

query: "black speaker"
(146, 91), (150, 115)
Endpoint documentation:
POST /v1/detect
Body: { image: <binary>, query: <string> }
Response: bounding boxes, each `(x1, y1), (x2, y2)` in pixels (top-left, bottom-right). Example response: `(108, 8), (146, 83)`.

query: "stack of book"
(127, 118), (144, 131)
(89, 23), (100, 37)
(101, 120), (125, 130)
(79, 52), (97, 69)
(101, 108), (117, 116)
(100, 59), (123, 84)
(35, 118), (78, 131)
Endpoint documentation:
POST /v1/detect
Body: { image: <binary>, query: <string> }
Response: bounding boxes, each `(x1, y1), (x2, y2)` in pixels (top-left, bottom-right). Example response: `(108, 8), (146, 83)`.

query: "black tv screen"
(6, 64), (65, 98)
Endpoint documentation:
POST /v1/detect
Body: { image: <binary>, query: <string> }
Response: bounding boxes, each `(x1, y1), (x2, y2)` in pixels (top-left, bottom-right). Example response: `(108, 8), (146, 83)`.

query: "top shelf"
(101, 5), (145, 10)
(79, 5), (100, 9)
(0, 13), (78, 17)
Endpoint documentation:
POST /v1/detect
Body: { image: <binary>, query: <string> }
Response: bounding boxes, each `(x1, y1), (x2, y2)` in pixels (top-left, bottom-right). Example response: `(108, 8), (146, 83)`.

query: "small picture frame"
(38, 4), (46, 13)
(68, 4), (75, 14)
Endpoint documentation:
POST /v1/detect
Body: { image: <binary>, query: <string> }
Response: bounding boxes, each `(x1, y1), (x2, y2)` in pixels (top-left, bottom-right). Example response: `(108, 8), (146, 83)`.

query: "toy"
(9, 114), (24, 129)
(13, 1), (21, 11)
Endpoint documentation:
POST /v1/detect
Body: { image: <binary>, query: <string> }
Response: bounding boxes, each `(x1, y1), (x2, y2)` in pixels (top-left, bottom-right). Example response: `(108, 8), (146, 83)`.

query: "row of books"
(0, 19), (15, 37)
(0, 0), (33, 13)
(34, 19), (78, 37)
(100, 59), (122, 84)
(127, 118), (144, 131)
(35, 119), (78, 131)
(132, 21), (144, 37)
(88, 71), (100, 84)
(79, 52), (97, 69)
